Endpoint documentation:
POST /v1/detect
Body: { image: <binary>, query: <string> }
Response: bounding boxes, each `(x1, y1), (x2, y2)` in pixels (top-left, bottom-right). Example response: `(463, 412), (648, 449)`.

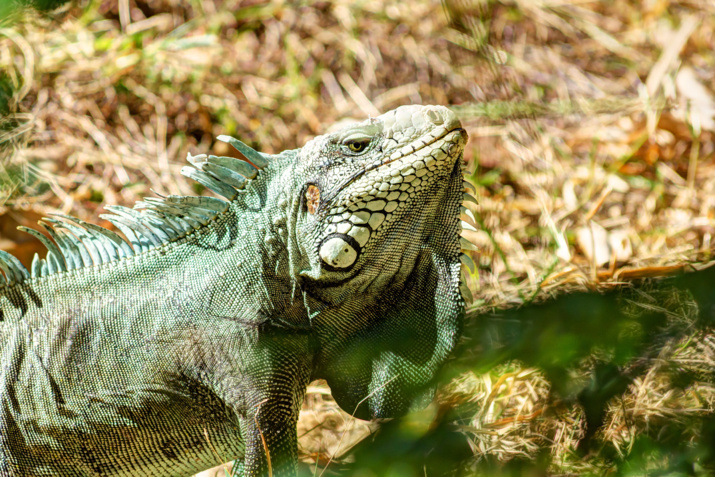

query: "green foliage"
(335, 267), (715, 475)
(0, 159), (52, 206)
(24, 0), (70, 11)
(0, 0), (71, 25)
(0, 73), (14, 116)
(345, 406), (473, 477)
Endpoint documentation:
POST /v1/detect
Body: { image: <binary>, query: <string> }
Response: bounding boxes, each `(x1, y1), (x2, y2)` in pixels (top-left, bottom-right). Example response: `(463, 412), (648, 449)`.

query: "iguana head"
(291, 105), (468, 420)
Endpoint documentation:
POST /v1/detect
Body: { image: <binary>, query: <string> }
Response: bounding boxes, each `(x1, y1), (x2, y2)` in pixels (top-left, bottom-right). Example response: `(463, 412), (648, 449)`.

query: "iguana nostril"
(426, 109), (443, 125)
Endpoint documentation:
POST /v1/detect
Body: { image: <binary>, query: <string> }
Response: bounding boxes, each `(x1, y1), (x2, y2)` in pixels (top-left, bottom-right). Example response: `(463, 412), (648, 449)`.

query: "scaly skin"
(0, 105), (468, 476)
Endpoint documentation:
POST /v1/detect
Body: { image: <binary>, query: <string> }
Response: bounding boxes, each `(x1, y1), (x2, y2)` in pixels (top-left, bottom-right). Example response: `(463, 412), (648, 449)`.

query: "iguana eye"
(341, 134), (371, 154)
(346, 140), (368, 152)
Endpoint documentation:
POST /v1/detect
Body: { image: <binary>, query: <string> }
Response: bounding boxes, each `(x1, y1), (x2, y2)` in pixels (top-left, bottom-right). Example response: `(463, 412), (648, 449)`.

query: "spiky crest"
(0, 137), (270, 285)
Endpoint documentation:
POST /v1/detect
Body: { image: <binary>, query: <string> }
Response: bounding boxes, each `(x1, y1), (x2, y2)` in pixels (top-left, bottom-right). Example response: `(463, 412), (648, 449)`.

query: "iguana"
(0, 105), (472, 476)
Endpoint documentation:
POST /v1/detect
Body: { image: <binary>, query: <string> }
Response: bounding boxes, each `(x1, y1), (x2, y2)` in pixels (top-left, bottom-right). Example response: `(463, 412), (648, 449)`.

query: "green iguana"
(0, 105), (472, 476)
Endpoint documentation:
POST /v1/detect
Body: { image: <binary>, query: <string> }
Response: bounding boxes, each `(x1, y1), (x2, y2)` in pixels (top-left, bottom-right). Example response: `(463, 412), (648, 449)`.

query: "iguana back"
(0, 105), (470, 476)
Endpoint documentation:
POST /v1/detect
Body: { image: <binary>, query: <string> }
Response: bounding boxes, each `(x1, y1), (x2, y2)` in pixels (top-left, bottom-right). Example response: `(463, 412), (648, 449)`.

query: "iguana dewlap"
(0, 105), (471, 476)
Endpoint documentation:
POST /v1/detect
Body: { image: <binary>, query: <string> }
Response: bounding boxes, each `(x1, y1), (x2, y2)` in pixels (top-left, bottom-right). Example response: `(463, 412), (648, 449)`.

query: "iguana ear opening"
(320, 252), (463, 421)
(301, 182), (321, 215)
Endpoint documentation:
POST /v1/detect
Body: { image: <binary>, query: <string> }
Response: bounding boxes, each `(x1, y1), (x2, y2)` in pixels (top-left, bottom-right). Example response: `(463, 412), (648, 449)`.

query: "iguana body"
(0, 105), (470, 475)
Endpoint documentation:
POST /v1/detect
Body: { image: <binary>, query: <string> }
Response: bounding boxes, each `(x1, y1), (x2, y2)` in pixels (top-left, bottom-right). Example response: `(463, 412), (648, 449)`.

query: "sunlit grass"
(2, 0), (715, 475)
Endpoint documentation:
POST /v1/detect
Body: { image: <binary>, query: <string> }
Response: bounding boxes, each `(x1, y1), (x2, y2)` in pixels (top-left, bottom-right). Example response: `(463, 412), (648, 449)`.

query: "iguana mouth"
(327, 126), (467, 204)
(340, 126), (465, 204)
(363, 128), (466, 174)
(372, 126), (467, 170)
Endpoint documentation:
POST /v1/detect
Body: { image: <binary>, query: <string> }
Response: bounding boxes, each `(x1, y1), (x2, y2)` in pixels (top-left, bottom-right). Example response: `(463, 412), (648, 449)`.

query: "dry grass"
(2, 0), (715, 474)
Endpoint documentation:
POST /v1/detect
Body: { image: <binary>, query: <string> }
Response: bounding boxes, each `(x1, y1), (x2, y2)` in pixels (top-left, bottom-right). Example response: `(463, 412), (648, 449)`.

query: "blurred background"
(1, 0), (715, 475)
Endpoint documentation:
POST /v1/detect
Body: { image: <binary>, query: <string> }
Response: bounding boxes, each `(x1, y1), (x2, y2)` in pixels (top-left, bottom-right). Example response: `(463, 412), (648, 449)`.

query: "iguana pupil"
(346, 139), (368, 152)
